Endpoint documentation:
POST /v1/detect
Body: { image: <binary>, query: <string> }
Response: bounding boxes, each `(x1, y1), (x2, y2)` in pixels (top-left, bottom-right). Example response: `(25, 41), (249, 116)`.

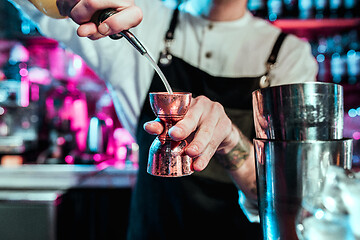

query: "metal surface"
(0, 164), (137, 240)
(0, 164), (137, 189)
(147, 92), (192, 177)
(254, 138), (353, 240)
(0, 192), (58, 240)
(252, 82), (344, 140)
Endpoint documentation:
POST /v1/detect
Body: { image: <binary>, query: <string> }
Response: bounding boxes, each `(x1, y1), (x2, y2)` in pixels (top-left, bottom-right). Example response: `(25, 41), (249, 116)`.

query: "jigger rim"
(149, 92), (192, 97)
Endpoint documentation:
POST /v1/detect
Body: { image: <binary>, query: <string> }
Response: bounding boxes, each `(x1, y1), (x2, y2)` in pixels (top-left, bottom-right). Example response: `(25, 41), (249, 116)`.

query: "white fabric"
(239, 190), (260, 223)
(10, 0), (318, 138)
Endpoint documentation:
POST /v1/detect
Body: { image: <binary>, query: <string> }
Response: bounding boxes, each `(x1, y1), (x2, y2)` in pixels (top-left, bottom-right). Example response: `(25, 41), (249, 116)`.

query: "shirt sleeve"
(270, 34), (319, 86)
(238, 190), (260, 223)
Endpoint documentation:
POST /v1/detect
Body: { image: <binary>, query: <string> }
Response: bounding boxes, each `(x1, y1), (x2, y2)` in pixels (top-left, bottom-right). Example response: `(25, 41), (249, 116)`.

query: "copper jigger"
(147, 92), (193, 177)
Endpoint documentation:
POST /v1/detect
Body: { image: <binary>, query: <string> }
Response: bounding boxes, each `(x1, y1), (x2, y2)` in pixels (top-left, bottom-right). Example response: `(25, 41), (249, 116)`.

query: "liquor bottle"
(315, 37), (332, 82)
(346, 31), (360, 84)
(330, 35), (347, 83)
(268, 0), (284, 21)
(298, 0), (314, 19)
(329, 0), (345, 18)
(314, 0), (330, 18)
(343, 0), (357, 18)
(283, 0), (299, 18)
(248, 0), (268, 18)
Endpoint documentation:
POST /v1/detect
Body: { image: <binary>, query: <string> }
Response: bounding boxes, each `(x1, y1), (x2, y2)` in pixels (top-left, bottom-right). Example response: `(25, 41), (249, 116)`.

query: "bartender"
(10, 0), (318, 239)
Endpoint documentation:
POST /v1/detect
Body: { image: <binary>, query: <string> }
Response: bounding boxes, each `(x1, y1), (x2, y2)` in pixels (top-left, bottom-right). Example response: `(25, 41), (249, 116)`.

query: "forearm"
(217, 126), (258, 202)
(227, 144), (258, 201)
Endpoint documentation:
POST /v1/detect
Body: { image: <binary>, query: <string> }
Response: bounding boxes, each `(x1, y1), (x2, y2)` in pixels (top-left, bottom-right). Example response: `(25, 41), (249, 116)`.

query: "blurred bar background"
(0, 0), (359, 239)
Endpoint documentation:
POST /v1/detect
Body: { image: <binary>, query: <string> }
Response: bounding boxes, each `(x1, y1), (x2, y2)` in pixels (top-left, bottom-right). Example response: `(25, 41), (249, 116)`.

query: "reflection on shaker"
(296, 166), (360, 240)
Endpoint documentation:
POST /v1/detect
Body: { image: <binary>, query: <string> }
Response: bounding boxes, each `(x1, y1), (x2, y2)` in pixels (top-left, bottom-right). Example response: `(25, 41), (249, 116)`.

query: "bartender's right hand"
(56, 0), (143, 39)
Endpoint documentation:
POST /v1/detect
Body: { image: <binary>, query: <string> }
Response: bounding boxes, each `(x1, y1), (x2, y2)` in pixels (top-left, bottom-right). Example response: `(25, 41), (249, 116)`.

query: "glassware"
(296, 166), (357, 240)
(147, 92), (193, 177)
(296, 202), (352, 240)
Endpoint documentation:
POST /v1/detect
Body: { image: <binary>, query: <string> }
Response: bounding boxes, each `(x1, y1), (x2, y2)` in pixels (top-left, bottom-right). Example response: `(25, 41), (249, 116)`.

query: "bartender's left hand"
(144, 95), (239, 172)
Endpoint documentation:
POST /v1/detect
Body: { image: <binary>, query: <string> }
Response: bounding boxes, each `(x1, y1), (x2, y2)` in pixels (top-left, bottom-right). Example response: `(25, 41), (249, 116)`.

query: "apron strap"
(165, 6), (180, 40)
(267, 32), (288, 65)
(160, 6), (180, 66)
(260, 32), (288, 88)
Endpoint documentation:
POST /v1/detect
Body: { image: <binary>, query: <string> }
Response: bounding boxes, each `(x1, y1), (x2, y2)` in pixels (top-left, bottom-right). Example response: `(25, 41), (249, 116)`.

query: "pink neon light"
(19, 68), (28, 77)
(105, 117), (113, 127)
(31, 84), (40, 102)
(20, 77), (29, 107)
(113, 128), (134, 145)
(57, 136), (66, 145)
(116, 146), (127, 161)
(45, 98), (55, 119)
(28, 67), (51, 85)
(353, 132), (360, 140)
(19, 63), (27, 69)
(96, 161), (110, 170)
(107, 143), (115, 155)
(64, 155), (74, 164)
(93, 154), (102, 162)
(72, 99), (88, 151)
(61, 96), (73, 120)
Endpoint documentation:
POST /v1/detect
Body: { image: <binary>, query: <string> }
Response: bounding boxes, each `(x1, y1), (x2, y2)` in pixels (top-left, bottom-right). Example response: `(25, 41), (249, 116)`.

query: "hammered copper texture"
(147, 92), (193, 177)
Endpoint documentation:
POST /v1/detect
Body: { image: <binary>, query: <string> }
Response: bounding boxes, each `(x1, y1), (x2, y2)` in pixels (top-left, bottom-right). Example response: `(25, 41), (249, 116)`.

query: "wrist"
(217, 127), (251, 171)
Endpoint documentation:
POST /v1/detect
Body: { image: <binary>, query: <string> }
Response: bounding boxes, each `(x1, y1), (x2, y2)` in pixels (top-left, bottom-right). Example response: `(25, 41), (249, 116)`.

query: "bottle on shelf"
(298, 0), (315, 19)
(314, 37), (332, 82)
(345, 30), (360, 84)
(283, 0), (299, 18)
(329, 34), (347, 83)
(248, 0), (268, 18)
(314, 0), (330, 18)
(311, 30), (360, 85)
(267, 0), (284, 21)
(329, 0), (345, 18)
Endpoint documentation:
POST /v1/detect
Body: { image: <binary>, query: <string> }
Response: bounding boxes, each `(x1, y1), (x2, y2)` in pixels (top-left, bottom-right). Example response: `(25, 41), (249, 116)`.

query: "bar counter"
(0, 164), (138, 240)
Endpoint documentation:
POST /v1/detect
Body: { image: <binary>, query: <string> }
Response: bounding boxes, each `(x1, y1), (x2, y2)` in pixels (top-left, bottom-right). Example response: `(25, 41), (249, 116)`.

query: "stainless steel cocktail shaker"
(252, 82), (353, 240)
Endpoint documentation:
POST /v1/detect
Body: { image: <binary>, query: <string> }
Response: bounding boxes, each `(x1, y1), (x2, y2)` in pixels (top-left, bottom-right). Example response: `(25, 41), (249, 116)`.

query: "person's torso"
(127, 7), (288, 240)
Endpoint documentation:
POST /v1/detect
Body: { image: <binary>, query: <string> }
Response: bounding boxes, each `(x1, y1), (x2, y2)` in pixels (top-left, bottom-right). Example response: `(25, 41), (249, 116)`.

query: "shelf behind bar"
(271, 18), (360, 39)
(273, 18), (360, 30)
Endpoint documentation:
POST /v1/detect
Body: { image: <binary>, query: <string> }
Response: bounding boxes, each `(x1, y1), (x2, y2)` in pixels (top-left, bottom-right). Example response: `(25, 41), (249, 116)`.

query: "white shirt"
(11, 0), (318, 138)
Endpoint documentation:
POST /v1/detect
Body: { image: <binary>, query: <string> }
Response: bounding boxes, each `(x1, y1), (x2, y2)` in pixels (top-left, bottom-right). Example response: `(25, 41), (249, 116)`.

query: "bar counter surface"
(0, 164), (138, 240)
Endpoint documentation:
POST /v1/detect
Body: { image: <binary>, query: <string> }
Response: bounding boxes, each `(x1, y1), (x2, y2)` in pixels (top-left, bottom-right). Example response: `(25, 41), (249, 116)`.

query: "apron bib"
(128, 8), (287, 240)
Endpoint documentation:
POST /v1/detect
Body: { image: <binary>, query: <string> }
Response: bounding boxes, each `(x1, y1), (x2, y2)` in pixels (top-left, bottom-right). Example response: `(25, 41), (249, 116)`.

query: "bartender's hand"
(144, 95), (241, 171)
(144, 95), (257, 200)
(56, 0), (143, 39)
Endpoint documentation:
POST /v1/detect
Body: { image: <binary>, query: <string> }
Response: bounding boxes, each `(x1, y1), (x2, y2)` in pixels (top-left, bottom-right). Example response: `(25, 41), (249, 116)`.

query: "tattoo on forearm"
(217, 141), (250, 171)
